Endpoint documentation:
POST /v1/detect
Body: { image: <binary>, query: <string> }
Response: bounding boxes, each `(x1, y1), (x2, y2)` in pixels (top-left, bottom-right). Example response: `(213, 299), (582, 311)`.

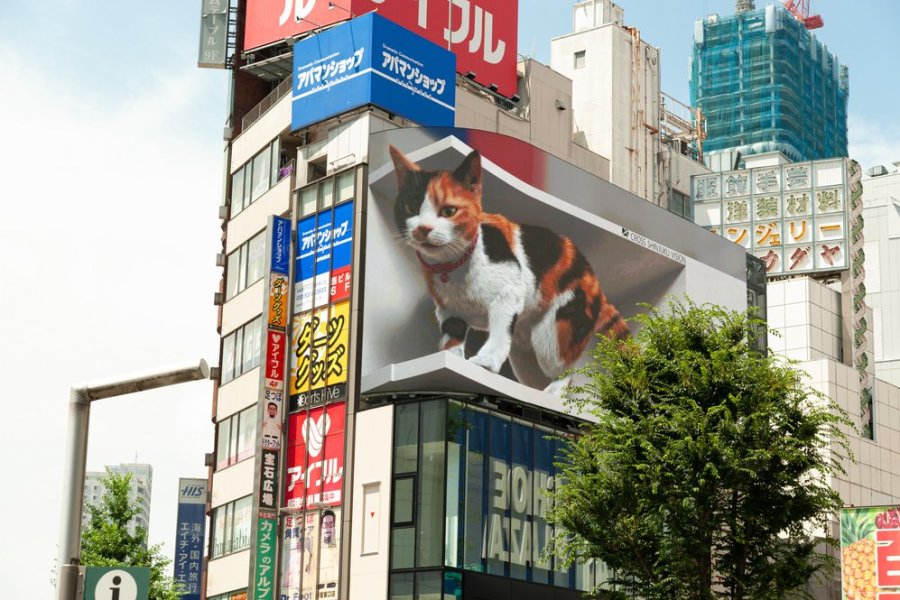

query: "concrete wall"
(347, 405), (394, 600)
(803, 360), (900, 506)
(454, 60), (610, 181)
(550, 4), (663, 203)
(862, 168), (900, 387)
(767, 278), (846, 363)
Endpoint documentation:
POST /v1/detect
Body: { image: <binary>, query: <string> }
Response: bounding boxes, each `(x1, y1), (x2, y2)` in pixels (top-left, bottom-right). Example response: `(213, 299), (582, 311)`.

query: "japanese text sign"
(291, 12), (455, 131)
(285, 402), (346, 509)
(173, 478), (206, 600)
(247, 0), (516, 96)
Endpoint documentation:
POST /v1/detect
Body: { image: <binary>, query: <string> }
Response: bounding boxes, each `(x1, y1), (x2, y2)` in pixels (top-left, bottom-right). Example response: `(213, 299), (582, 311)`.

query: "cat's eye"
(439, 206), (458, 218)
(405, 204), (417, 216)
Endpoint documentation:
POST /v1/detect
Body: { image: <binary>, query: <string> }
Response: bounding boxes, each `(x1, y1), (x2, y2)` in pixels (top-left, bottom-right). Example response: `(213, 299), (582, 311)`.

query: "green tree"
(81, 470), (182, 600)
(550, 300), (850, 600)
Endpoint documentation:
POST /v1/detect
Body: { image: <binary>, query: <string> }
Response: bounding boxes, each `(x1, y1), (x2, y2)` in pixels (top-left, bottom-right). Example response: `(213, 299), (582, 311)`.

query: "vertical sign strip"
(252, 215), (292, 600)
(254, 516), (278, 599)
(290, 201), (354, 412)
(173, 478), (207, 600)
(283, 198), (356, 600)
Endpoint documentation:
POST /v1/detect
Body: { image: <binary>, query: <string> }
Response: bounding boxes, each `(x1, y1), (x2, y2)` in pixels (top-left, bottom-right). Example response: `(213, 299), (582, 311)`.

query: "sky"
(0, 1), (897, 598)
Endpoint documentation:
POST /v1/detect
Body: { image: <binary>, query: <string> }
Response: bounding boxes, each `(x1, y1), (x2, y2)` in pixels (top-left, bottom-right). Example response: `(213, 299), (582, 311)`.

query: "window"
(669, 189), (693, 221)
(211, 496), (253, 557)
(225, 231), (266, 300)
(250, 145), (272, 202)
(231, 169), (247, 218)
(229, 138), (282, 216)
(298, 168), (358, 217)
(389, 398), (612, 593)
(308, 157), (327, 182)
(220, 316), (262, 384)
(574, 50), (586, 69)
(216, 405), (258, 469)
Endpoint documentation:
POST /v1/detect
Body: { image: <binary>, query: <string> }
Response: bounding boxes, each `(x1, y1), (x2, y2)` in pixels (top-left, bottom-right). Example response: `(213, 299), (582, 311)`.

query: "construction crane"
(782, 0), (824, 29)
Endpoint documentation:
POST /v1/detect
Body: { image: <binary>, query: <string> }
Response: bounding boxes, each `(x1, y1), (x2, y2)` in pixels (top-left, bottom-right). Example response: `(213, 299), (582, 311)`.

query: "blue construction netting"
(690, 5), (849, 163)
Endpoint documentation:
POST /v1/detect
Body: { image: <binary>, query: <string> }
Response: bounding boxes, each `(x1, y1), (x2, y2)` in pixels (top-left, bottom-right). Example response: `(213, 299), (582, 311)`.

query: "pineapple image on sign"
(840, 506), (900, 600)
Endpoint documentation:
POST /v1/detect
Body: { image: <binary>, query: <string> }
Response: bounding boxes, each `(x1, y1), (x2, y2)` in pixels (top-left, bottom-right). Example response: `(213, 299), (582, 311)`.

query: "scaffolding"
(660, 91), (704, 163)
(690, 5), (848, 163)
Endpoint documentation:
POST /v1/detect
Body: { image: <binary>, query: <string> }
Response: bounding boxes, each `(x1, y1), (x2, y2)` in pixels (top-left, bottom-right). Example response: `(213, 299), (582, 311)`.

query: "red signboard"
(265, 330), (287, 390)
(285, 402), (345, 509)
(244, 0), (518, 97)
(244, 0), (347, 52)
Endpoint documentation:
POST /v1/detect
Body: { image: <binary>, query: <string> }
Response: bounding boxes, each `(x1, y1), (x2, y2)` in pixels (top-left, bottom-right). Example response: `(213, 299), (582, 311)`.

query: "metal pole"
(55, 359), (209, 600)
(57, 387), (90, 600)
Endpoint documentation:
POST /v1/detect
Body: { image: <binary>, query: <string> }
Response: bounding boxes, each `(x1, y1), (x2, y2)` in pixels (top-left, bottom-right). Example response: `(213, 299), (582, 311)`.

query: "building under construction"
(690, 0), (849, 166)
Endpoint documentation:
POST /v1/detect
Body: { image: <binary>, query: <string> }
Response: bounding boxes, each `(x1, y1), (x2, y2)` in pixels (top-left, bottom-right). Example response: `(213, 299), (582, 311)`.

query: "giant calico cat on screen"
(389, 145), (629, 391)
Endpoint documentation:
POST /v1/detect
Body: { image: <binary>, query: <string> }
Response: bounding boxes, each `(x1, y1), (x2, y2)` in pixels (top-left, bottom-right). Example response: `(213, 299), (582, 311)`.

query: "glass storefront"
(387, 398), (614, 600)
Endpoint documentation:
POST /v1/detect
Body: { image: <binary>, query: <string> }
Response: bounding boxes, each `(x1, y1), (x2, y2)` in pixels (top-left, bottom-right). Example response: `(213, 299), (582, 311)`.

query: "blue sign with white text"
(271, 216), (291, 275)
(173, 478), (206, 600)
(291, 13), (456, 131)
(332, 201), (354, 272)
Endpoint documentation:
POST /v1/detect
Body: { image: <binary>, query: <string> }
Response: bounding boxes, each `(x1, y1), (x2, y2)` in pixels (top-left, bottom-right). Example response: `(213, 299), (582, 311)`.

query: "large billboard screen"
(692, 159), (850, 276)
(840, 506), (900, 599)
(291, 13), (455, 131)
(245, 0), (517, 97)
(362, 128), (747, 400)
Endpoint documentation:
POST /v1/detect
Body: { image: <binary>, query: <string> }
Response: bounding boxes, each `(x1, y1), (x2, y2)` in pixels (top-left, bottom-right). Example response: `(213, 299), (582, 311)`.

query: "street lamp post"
(56, 359), (210, 600)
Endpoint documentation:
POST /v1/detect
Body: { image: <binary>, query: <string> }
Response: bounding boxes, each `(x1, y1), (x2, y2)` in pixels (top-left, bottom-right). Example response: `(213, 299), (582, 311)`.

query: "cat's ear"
(389, 145), (420, 185)
(452, 150), (482, 194)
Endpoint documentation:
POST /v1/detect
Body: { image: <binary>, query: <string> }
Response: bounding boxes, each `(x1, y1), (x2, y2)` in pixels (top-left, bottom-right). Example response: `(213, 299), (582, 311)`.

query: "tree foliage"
(81, 470), (182, 600)
(550, 300), (850, 600)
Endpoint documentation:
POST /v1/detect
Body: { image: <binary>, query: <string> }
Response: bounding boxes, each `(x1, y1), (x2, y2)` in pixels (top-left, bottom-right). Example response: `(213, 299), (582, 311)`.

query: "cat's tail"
(594, 292), (630, 341)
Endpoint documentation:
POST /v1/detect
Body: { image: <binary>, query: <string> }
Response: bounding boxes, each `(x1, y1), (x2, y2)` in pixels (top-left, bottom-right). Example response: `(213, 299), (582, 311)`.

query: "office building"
(199, 2), (753, 599)
(690, 1), (849, 168)
(82, 463), (153, 537)
(550, 0), (708, 215)
(862, 162), (900, 388)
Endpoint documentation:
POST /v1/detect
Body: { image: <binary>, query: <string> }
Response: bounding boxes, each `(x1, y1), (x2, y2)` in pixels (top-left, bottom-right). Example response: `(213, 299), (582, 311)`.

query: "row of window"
(390, 570), (460, 600)
(221, 316), (262, 385)
(298, 168), (356, 217)
(211, 496), (252, 558)
(226, 231), (266, 301)
(231, 138), (284, 218)
(390, 399), (612, 592)
(216, 405), (257, 470)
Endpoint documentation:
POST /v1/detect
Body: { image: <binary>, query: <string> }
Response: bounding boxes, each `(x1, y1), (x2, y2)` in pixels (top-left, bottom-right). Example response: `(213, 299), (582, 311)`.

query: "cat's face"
(389, 146), (483, 260)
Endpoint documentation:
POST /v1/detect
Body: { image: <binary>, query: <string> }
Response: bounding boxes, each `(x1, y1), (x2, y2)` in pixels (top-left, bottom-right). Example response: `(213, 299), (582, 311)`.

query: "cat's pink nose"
(413, 225), (433, 241)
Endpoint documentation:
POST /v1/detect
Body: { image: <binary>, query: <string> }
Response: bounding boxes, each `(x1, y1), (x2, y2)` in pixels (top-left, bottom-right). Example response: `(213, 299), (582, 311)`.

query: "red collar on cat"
(416, 231), (480, 283)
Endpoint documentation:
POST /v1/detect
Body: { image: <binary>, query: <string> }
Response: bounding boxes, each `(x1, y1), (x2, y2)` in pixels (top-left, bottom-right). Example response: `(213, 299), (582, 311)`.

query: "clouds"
(849, 114), (900, 172)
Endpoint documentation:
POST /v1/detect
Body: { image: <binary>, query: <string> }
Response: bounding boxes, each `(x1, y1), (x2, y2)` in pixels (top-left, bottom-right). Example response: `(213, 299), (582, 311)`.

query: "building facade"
(82, 463), (153, 537)
(861, 163), (900, 389)
(550, 0), (708, 214)
(690, 2), (849, 167)
(691, 154), (900, 597)
(202, 3), (754, 599)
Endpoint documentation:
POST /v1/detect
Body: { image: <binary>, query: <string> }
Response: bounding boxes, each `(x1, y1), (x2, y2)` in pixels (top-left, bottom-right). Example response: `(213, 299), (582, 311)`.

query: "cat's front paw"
(443, 343), (465, 358)
(470, 350), (506, 374)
